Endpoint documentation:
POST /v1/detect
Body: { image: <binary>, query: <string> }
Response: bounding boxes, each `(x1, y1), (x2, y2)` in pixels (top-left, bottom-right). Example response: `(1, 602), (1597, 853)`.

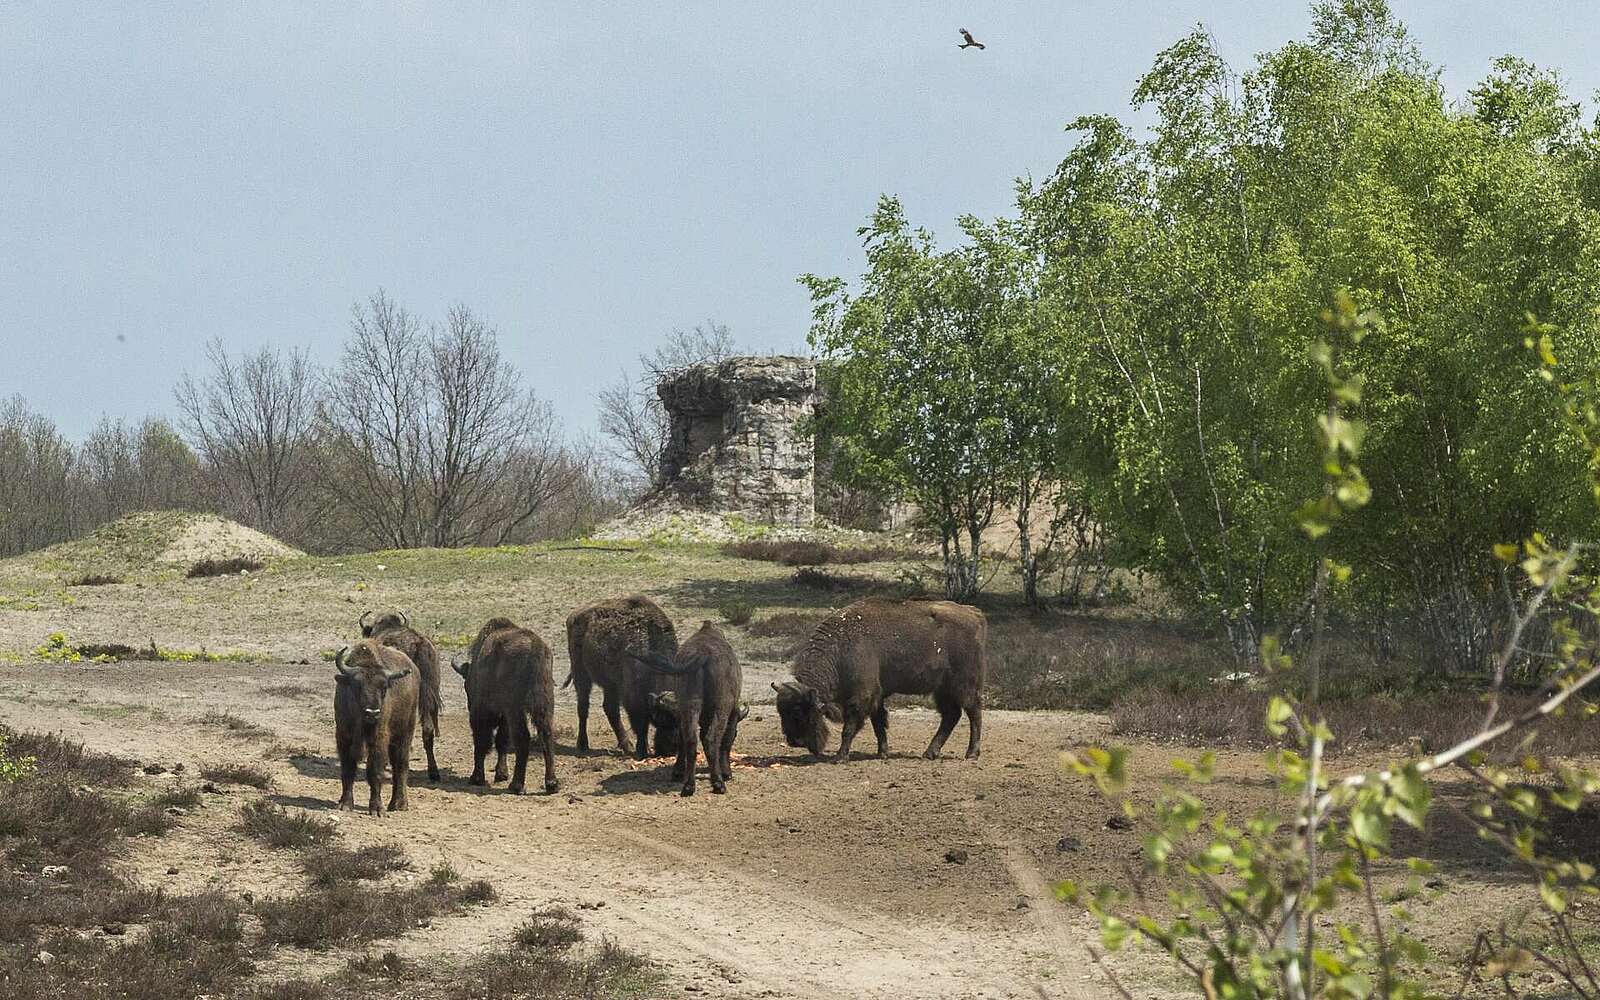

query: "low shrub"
(792, 567), (875, 592)
(67, 574), (122, 587)
(724, 539), (916, 566)
(301, 843), (411, 887)
(198, 711), (271, 741)
(186, 557), (264, 579)
(253, 865), (495, 949)
(717, 600), (755, 626)
(239, 801), (334, 849)
(202, 762), (274, 789)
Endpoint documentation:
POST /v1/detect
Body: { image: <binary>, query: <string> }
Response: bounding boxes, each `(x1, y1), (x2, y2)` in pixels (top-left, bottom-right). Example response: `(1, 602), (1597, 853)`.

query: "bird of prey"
(958, 28), (985, 51)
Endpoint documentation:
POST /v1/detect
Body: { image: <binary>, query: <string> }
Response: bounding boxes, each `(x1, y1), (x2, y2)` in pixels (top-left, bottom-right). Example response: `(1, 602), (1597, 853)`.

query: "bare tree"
(322, 292), (582, 549)
(0, 396), (84, 557)
(174, 339), (316, 535)
(596, 321), (738, 495)
(80, 416), (202, 525)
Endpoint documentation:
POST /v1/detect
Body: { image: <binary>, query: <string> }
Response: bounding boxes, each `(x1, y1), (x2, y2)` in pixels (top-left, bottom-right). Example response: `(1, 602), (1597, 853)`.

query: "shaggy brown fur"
(333, 639), (420, 816)
(362, 611), (443, 782)
(564, 595), (679, 759)
(633, 621), (742, 796)
(454, 618), (559, 795)
(774, 597), (986, 762)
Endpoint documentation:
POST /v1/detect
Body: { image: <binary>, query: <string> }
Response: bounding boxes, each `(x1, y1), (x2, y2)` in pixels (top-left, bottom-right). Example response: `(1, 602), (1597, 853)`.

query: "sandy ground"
(0, 658), (1126, 1000)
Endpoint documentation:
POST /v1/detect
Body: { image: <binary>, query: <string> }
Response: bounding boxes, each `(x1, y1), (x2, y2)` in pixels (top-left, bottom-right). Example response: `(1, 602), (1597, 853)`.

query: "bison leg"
(387, 738), (410, 812)
(600, 687), (632, 755)
(336, 737), (358, 811)
(924, 694), (962, 760)
(468, 718), (495, 786)
(365, 741), (386, 817)
(535, 707), (559, 794)
(834, 712), (866, 763)
(573, 674), (594, 753)
(870, 706), (890, 759)
(963, 702), (983, 760)
(704, 717), (729, 794)
(422, 715), (440, 784)
(720, 710), (739, 783)
(506, 713), (532, 795)
(626, 704), (653, 762)
(677, 712), (698, 797)
(493, 723), (510, 783)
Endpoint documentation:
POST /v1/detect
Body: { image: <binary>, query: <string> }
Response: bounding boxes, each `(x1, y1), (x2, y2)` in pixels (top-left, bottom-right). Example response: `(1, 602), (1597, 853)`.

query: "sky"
(4, 2), (1598, 441)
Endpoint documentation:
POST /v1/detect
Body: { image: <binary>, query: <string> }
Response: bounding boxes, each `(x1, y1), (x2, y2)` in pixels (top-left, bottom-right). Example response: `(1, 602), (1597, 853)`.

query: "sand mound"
(155, 514), (302, 565)
(591, 497), (897, 546)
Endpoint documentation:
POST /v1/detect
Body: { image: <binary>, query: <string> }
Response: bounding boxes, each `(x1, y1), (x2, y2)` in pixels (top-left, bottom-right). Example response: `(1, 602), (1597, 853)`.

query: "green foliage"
(1061, 298), (1600, 997)
(0, 729), (34, 784)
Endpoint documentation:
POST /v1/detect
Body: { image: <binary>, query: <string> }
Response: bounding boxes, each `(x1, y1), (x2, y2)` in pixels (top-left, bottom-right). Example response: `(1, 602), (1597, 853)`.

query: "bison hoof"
(544, 779), (560, 794)
(680, 785), (695, 797)
(337, 799), (354, 812)
(368, 805), (384, 817)
(493, 769), (509, 783)
(965, 749), (980, 760)
(387, 799), (407, 812)
(468, 773), (487, 787)
(922, 749), (941, 760)
(507, 781), (526, 795)
(711, 782), (727, 795)
(428, 769), (441, 783)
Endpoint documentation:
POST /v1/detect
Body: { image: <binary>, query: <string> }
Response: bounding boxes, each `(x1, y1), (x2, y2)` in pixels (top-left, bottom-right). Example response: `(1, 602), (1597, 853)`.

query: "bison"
(361, 610), (443, 782)
(630, 621), (741, 796)
(453, 617), (559, 795)
(564, 595), (679, 759)
(333, 639), (419, 816)
(773, 597), (986, 763)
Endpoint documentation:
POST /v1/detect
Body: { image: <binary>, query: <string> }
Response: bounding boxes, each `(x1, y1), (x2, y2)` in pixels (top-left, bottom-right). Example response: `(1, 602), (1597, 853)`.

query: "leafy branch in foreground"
(1061, 297), (1600, 999)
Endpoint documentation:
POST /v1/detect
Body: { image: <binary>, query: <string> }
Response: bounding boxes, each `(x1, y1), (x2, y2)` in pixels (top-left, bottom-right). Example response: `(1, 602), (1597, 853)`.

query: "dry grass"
(198, 709), (272, 740)
(718, 600), (755, 626)
(67, 573), (123, 587)
(792, 566), (877, 593)
(239, 801), (335, 849)
(984, 616), (1226, 712)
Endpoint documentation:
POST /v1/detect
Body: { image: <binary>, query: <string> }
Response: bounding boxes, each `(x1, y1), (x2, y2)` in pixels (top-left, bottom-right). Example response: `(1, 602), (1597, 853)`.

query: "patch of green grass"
(239, 801), (334, 849)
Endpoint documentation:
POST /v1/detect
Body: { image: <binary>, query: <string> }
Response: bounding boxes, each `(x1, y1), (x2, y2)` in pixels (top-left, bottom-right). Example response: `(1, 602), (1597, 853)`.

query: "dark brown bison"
(630, 621), (741, 796)
(452, 617), (558, 795)
(773, 597), (986, 762)
(564, 595), (678, 759)
(361, 610), (442, 782)
(333, 639), (419, 816)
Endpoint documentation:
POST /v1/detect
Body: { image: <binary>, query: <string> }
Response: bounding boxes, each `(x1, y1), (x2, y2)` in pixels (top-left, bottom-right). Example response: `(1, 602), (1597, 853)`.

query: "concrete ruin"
(656, 356), (817, 527)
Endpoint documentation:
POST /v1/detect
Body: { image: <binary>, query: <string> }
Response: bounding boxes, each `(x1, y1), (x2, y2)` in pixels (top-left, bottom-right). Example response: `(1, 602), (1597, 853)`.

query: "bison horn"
(385, 668), (411, 682)
(736, 703), (750, 722)
(359, 610), (371, 630)
(398, 610), (410, 629)
(334, 646), (356, 676)
(451, 658), (469, 679)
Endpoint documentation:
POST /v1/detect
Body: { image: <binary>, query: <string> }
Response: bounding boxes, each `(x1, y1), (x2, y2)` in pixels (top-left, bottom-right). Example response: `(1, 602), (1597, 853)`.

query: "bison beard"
(333, 641), (419, 817)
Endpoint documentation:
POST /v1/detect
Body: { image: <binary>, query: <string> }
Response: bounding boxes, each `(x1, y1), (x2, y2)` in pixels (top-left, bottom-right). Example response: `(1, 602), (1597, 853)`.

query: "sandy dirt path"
(0, 657), (1129, 998)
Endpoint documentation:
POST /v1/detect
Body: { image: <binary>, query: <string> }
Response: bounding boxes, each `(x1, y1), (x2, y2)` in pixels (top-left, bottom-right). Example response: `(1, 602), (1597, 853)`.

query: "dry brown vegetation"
(722, 539), (918, 566)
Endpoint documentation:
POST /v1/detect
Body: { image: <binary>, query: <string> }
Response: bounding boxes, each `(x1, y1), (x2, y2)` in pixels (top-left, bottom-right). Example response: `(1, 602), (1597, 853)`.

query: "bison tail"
(560, 671), (573, 690)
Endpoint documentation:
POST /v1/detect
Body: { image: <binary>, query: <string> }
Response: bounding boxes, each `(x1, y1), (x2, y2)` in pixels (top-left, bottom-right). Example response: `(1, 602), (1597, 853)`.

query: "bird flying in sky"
(958, 28), (985, 51)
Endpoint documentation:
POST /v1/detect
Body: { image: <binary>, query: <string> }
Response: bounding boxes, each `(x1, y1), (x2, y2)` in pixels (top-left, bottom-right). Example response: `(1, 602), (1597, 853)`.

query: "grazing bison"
(333, 640), (419, 816)
(773, 597), (986, 763)
(453, 617), (559, 795)
(630, 621), (741, 796)
(564, 595), (679, 759)
(361, 610), (443, 782)
(647, 694), (748, 769)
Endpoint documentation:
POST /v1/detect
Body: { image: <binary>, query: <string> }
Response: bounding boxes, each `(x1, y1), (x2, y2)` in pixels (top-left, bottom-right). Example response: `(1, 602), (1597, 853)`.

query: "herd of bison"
(333, 595), (989, 813)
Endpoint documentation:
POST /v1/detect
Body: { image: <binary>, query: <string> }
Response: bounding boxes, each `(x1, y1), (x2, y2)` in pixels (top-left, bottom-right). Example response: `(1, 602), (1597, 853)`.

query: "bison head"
(773, 681), (837, 757)
(362, 610), (409, 638)
(335, 645), (412, 725)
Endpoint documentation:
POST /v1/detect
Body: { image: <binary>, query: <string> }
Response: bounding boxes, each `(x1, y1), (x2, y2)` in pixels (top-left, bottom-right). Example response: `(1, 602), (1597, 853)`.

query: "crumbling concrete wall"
(657, 356), (816, 527)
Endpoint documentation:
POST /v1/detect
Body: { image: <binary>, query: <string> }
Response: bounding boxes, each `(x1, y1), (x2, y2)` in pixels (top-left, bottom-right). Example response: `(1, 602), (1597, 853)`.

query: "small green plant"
(33, 631), (82, 662)
(0, 729), (35, 783)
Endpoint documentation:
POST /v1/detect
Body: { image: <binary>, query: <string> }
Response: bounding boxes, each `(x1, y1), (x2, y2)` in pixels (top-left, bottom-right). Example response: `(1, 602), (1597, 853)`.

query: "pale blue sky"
(4, 2), (1596, 440)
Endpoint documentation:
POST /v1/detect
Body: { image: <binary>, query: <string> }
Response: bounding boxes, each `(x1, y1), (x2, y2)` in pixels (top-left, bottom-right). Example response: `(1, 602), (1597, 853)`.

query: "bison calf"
(774, 597), (986, 763)
(631, 621), (741, 796)
(333, 640), (419, 816)
(564, 595), (678, 759)
(454, 617), (559, 795)
(361, 610), (443, 782)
